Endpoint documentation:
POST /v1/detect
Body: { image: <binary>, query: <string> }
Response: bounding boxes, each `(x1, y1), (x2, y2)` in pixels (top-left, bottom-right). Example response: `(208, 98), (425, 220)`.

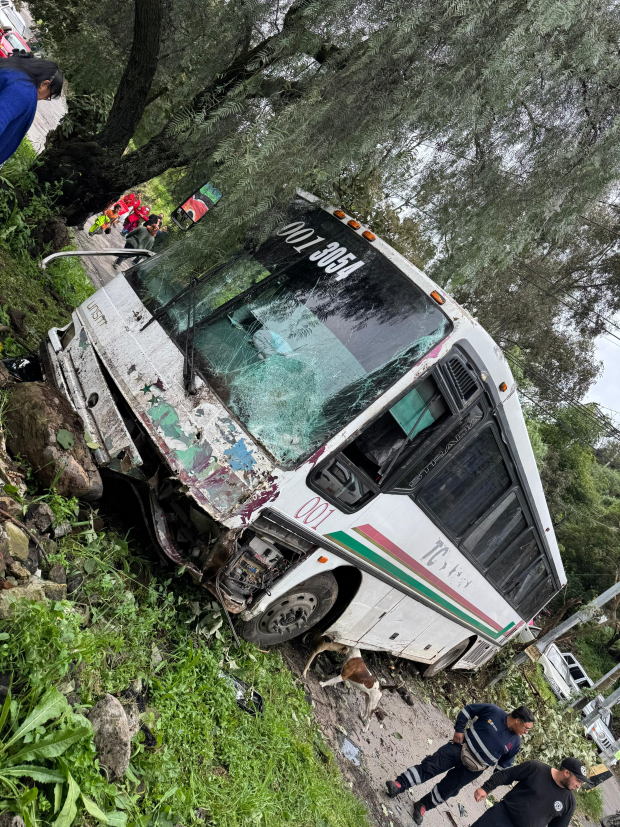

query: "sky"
(585, 335), (620, 427)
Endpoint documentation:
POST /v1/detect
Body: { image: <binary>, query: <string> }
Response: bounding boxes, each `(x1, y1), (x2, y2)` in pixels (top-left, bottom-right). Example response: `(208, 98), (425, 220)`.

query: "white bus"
(42, 191), (566, 676)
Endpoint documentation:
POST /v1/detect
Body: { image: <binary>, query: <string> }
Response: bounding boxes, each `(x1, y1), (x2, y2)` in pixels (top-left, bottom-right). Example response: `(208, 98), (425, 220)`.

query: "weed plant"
(0, 139), (94, 353)
(0, 519), (370, 827)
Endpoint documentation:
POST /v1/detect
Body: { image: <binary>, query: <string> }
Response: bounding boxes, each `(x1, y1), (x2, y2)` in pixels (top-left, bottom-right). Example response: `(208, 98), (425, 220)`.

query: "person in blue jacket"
(0, 56), (63, 166)
(385, 703), (535, 824)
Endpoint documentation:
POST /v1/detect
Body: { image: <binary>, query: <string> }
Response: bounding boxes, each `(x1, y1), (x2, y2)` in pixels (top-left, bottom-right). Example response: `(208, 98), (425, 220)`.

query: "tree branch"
(97, 0), (163, 150)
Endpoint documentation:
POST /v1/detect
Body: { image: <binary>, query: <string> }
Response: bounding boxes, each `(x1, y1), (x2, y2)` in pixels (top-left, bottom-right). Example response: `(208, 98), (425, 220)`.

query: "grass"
(0, 511), (371, 827)
(577, 786), (604, 821)
(0, 139), (94, 353)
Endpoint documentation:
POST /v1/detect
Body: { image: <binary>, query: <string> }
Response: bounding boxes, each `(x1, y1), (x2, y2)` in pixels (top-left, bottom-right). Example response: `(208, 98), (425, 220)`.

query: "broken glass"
(129, 199), (452, 467)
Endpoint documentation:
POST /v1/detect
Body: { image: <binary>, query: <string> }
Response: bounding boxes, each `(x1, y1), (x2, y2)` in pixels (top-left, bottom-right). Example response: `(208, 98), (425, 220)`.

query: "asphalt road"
(603, 772), (620, 818)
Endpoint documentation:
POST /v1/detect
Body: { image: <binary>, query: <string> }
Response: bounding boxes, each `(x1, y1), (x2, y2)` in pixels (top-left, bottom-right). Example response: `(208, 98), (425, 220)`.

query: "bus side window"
(310, 375), (448, 512)
(462, 491), (527, 568)
(416, 427), (512, 536)
(503, 553), (554, 619)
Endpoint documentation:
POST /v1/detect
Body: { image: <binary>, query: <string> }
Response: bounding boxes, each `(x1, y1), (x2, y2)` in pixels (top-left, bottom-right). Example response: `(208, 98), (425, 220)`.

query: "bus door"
(309, 357), (539, 650)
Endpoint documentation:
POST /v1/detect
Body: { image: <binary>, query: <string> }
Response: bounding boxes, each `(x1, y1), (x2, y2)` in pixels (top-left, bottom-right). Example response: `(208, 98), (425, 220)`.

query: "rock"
(195, 810), (208, 821)
(66, 572), (84, 595)
(0, 497), (21, 519)
(41, 581), (67, 601)
(7, 308), (26, 336)
(0, 362), (15, 389)
(53, 520), (72, 539)
(151, 645), (163, 667)
(124, 704), (141, 740)
(0, 580), (47, 618)
(24, 502), (54, 534)
(5, 523), (29, 562)
(4, 382), (103, 501)
(47, 563), (67, 585)
(7, 561), (31, 580)
(0, 812), (26, 827)
(88, 694), (131, 779)
(41, 538), (57, 558)
(396, 686), (414, 706)
(23, 546), (41, 575)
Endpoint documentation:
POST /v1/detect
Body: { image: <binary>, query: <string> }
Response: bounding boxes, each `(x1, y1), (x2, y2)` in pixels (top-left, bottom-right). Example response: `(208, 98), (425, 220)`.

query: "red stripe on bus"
(354, 524), (503, 632)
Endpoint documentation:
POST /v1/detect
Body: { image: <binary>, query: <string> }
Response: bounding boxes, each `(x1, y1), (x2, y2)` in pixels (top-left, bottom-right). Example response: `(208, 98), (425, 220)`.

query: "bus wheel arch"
(420, 636), (475, 679)
(236, 571), (339, 647)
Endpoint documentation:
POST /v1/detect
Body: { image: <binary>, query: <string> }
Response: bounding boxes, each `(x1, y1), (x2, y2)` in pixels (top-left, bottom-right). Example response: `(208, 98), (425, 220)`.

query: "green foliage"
(569, 627), (618, 682)
(0, 516), (371, 827)
(577, 786), (603, 821)
(45, 248), (95, 308)
(0, 138), (93, 351)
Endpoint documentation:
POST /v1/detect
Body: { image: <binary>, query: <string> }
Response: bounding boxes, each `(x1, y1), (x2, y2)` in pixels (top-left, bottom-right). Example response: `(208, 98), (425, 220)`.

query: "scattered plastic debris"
(218, 671), (264, 716)
(341, 737), (361, 766)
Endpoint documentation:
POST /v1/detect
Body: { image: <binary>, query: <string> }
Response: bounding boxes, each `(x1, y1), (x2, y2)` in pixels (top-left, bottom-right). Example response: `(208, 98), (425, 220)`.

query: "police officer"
(470, 756), (586, 826)
(386, 704), (534, 824)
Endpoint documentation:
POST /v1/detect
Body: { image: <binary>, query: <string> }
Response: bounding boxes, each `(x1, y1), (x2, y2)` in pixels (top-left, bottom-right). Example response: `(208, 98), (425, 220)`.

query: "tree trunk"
(96, 0), (163, 150)
(33, 0), (318, 224)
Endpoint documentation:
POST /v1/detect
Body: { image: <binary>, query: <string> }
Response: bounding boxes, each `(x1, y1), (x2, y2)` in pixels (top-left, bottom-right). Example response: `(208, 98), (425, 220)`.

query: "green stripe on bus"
(326, 530), (514, 641)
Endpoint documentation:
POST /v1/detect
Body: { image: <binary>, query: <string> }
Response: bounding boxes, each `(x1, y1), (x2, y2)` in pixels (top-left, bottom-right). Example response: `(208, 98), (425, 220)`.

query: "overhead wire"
(502, 347), (620, 438)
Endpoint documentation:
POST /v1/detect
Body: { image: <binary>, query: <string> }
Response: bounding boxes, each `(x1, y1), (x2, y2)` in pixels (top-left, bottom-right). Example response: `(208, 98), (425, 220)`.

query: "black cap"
(561, 758), (588, 782)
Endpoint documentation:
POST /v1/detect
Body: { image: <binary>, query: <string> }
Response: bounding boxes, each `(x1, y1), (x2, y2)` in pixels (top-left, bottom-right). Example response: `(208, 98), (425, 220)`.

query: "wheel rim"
(258, 591), (319, 636)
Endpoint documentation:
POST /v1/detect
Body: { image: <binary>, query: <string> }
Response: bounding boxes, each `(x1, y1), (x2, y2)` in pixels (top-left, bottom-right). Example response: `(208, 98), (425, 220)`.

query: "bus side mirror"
(171, 181), (222, 231)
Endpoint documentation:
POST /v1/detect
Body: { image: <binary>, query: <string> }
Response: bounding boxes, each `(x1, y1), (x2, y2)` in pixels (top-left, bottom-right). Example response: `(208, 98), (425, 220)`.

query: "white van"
(0, 1), (29, 39)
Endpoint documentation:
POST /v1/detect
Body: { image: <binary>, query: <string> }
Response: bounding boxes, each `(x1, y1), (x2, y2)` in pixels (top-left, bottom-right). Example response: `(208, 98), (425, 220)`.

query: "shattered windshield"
(128, 199), (452, 467)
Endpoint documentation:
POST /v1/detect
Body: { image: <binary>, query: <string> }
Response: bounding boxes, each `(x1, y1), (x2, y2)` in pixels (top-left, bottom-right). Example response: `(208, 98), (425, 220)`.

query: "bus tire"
(420, 638), (471, 679)
(237, 572), (339, 647)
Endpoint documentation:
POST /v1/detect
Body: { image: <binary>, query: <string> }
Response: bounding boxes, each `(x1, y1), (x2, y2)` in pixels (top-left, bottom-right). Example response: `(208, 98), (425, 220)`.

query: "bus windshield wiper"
(141, 253), (245, 332)
(379, 393), (442, 482)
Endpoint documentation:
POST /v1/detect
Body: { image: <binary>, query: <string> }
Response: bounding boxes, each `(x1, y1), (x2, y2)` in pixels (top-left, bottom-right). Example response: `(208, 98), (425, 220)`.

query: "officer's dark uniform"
(470, 760), (577, 827)
(390, 703), (521, 813)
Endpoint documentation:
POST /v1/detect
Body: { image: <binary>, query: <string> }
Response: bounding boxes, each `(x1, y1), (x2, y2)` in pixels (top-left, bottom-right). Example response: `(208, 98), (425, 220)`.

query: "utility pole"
(486, 581), (620, 688)
(571, 663), (620, 711)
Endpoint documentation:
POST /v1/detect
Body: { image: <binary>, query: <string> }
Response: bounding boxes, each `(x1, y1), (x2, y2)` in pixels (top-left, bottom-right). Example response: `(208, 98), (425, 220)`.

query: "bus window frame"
(407, 422), (554, 619)
(306, 362), (465, 514)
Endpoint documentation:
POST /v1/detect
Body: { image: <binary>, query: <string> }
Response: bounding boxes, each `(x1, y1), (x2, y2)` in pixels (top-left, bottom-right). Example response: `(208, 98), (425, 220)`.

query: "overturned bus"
(40, 191), (565, 675)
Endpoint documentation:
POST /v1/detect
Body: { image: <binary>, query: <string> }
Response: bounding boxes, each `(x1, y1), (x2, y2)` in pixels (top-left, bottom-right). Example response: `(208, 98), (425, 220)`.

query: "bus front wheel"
(420, 638), (471, 679)
(238, 572), (339, 646)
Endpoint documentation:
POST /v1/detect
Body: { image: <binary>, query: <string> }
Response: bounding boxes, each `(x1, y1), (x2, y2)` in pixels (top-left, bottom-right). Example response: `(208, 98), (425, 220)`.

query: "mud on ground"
(282, 642), (496, 827)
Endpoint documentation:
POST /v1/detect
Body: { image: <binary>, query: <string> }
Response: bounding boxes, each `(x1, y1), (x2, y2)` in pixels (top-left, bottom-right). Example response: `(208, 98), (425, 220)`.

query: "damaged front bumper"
(44, 321), (142, 473)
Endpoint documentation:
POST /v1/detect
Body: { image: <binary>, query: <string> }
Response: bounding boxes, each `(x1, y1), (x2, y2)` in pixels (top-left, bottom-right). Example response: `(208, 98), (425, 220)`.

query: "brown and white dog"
(302, 636), (395, 730)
